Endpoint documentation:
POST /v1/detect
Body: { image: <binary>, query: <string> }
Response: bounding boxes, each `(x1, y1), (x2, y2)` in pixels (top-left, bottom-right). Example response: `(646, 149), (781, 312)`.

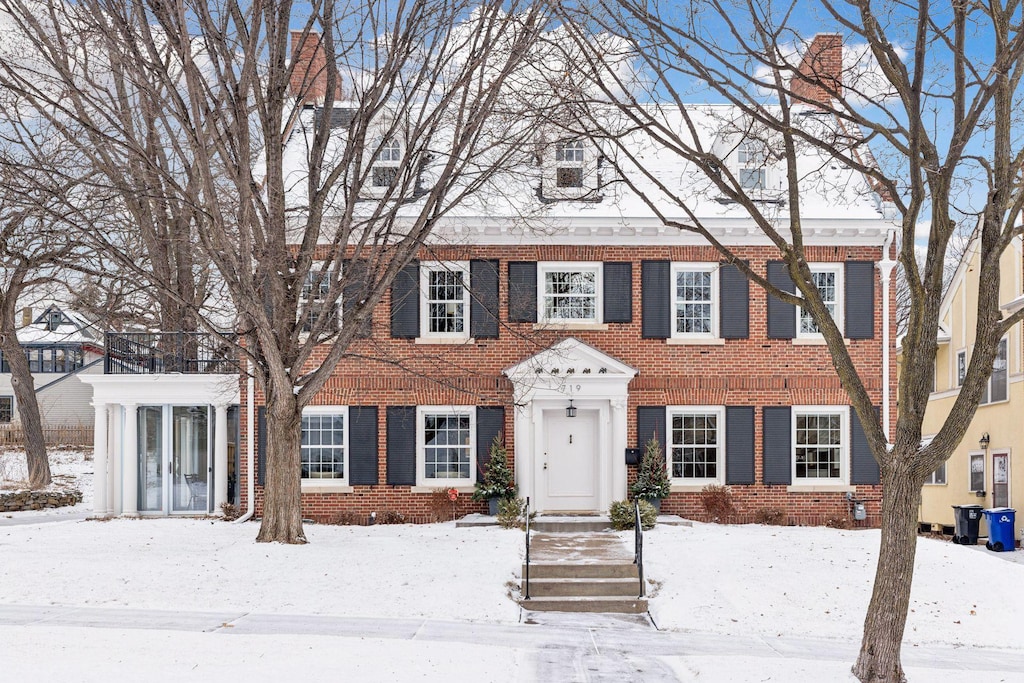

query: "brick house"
(235, 32), (895, 525)
(83, 33), (894, 523)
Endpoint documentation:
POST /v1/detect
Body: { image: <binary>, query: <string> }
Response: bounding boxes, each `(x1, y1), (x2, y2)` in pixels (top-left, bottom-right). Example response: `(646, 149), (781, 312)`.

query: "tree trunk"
(256, 391), (306, 544)
(0, 317), (50, 489)
(853, 468), (921, 682)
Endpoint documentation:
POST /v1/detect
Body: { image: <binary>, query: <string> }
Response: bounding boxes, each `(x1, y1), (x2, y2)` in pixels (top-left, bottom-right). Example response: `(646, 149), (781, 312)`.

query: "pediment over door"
(503, 338), (636, 402)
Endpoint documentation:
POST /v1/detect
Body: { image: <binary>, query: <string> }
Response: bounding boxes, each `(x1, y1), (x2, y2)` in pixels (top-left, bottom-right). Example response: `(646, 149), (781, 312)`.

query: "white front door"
(540, 409), (599, 511)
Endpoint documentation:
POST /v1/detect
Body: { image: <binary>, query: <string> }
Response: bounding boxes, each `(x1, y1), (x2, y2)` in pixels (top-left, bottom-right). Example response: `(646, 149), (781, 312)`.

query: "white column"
(214, 403), (229, 513)
(92, 402), (109, 518)
(610, 397), (628, 504)
(121, 403), (139, 517)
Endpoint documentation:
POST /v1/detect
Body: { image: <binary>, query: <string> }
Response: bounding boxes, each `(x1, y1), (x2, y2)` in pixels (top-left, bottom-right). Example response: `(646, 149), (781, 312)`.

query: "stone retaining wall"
(0, 489), (83, 512)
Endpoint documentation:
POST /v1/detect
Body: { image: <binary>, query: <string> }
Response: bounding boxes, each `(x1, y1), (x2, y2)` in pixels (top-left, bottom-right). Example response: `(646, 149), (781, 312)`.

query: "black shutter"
(766, 261), (796, 339)
(762, 406), (792, 485)
(507, 262), (537, 323)
(470, 260), (499, 339)
(386, 406), (417, 485)
(475, 407), (505, 483)
(390, 261), (419, 338)
(641, 261), (670, 339)
(348, 407), (379, 485)
(636, 406), (666, 452)
(845, 261), (875, 340)
(719, 262), (749, 339)
(603, 262), (633, 323)
(343, 259), (372, 337)
(725, 406), (755, 485)
(256, 406), (266, 487)
(850, 406), (881, 485)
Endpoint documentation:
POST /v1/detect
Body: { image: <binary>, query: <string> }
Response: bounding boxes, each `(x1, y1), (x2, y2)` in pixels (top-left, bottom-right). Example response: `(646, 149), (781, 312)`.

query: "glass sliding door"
(137, 406), (164, 512)
(172, 406), (210, 513)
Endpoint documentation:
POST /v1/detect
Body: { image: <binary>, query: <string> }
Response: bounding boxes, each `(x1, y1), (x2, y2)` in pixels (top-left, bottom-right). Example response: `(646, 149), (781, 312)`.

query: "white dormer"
(543, 138), (599, 200)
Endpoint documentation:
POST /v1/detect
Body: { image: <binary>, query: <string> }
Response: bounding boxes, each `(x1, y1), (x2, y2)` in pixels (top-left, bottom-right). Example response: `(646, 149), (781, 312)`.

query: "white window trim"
(968, 450), (986, 494)
(791, 405), (849, 486)
(924, 462), (947, 486)
(955, 349), (967, 387)
(544, 140), (598, 199)
(796, 263), (844, 340)
(537, 262), (603, 325)
(418, 261), (470, 341)
(300, 405), (349, 487)
(365, 137), (404, 198)
(300, 261), (340, 335)
(736, 138), (769, 191)
(980, 337), (1009, 405)
(670, 263), (719, 340)
(666, 405), (725, 485)
(416, 405), (476, 487)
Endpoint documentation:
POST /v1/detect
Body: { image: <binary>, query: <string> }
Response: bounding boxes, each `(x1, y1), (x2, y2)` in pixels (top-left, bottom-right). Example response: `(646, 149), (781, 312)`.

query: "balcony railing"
(105, 332), (237, 375)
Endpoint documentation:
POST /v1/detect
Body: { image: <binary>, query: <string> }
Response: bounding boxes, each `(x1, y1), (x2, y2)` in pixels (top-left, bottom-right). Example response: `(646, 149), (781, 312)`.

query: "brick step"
(520, 596), (649, 614)
(524, 562), (638, 579)
(526, 577), (642, 598)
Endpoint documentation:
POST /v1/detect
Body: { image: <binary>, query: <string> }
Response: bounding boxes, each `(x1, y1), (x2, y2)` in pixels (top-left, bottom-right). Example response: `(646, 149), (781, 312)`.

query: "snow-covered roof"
(16, 304), (102, 346)
(281, 101), (889, 245)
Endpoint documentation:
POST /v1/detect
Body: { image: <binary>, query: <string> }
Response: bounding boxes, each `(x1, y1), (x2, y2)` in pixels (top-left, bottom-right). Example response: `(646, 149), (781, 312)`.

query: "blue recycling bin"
(983, 508), (1016, 552)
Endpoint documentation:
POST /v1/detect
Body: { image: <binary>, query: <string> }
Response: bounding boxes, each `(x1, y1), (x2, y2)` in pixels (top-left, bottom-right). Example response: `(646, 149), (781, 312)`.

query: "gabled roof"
(504, 337), (637, 380)
(16, 304), (102, 346)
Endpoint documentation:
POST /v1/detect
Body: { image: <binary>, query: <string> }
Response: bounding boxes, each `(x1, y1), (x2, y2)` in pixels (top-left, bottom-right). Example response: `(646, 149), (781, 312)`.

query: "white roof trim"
(1002, 293), (1024, 314)
(503, 337), (637, 380)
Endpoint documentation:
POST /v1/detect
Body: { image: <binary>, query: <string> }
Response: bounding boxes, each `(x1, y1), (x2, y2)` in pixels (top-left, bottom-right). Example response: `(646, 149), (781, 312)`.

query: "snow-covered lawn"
(4, 449), (1024, 680)
(0, 447), (93, 520)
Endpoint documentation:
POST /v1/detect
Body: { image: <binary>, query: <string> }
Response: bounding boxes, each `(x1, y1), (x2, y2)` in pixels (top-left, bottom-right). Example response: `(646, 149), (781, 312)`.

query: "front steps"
(521, 560), (647, 614)
(519, 522), (650, 614)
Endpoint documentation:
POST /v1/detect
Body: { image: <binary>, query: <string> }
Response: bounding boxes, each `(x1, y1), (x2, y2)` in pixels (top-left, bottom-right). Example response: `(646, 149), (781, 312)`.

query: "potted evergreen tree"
(630, 433), (671, 511)
(473, 435), (516, 515)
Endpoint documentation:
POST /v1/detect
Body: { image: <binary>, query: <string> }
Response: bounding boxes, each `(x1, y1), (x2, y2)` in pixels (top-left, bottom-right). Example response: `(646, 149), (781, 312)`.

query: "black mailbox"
(624, 448), (641, 465)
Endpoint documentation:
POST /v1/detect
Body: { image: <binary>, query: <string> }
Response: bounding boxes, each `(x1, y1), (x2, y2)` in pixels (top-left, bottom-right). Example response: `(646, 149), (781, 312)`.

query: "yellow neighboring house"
(914, 234), (1024, 542)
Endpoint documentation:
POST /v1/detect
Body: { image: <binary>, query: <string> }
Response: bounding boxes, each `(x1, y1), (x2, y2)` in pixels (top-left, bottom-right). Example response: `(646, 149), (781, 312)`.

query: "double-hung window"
(420, 262), (470, 340)
(0, 396), (12, 423)
(798, 264), (843, 337)
(925, 462), (946, 485)
(738, 139), (767, 190)
(793, 406), (848, 483)
(668, 406), (724, 484)
(372, 138), (401, 188)
(417, 406), (475, 485)
(671, 264), (717, 338)
(981, 338), (1009, 404)
(555, 140), (585, 188)
(301, 407), (348, 483)
(301, 265), (338, 333)
(539, 263), (601, 323)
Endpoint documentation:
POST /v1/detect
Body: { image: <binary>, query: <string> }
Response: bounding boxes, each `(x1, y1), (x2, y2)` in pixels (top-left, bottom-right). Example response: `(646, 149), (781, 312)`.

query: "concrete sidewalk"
(3, 603), (1024, 678)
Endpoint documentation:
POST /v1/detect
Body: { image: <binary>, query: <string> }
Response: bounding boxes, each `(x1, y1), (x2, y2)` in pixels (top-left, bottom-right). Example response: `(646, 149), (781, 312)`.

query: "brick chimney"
(20, 307), (32, 327)
(790, 33), (843, 108)
(289, 30), (332, 104)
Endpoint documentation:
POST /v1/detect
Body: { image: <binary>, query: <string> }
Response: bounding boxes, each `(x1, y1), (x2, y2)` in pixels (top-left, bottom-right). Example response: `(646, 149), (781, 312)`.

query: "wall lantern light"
(979, 433), (991, 450)
(566, 399), (577, 418)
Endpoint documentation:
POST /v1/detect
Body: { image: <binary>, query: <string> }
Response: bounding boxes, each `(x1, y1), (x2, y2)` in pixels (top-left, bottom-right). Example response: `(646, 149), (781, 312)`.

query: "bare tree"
(0, 124), (87, 488)
(0, 0), (550, 541)
(550, 2), (1024, 680)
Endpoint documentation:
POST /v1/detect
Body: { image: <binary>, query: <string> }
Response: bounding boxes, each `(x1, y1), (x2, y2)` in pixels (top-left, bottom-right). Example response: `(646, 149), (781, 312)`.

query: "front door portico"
(504, 338), (636, 514)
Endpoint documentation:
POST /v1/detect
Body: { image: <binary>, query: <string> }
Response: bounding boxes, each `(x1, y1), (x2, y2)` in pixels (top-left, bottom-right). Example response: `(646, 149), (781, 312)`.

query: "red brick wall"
(240, 243), (888, 526)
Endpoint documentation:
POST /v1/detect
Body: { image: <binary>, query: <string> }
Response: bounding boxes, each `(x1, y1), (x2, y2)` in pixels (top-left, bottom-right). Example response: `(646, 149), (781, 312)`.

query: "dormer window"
(555, 140), (585, 188)
(372, 138), (401, 188)
(737, 139), (767, 190)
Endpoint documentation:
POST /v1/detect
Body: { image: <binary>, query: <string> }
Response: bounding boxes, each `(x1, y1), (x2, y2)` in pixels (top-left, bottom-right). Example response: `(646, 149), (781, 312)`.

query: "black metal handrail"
(634, 499), (645, 598)
(523, 496), (531, 601)
(105, 332), (237, 375)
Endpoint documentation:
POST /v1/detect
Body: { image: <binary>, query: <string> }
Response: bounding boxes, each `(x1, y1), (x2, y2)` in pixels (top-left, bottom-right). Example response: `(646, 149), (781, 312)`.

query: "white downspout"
(877, 227), (897, 441)
(235, 369), (256, 523)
